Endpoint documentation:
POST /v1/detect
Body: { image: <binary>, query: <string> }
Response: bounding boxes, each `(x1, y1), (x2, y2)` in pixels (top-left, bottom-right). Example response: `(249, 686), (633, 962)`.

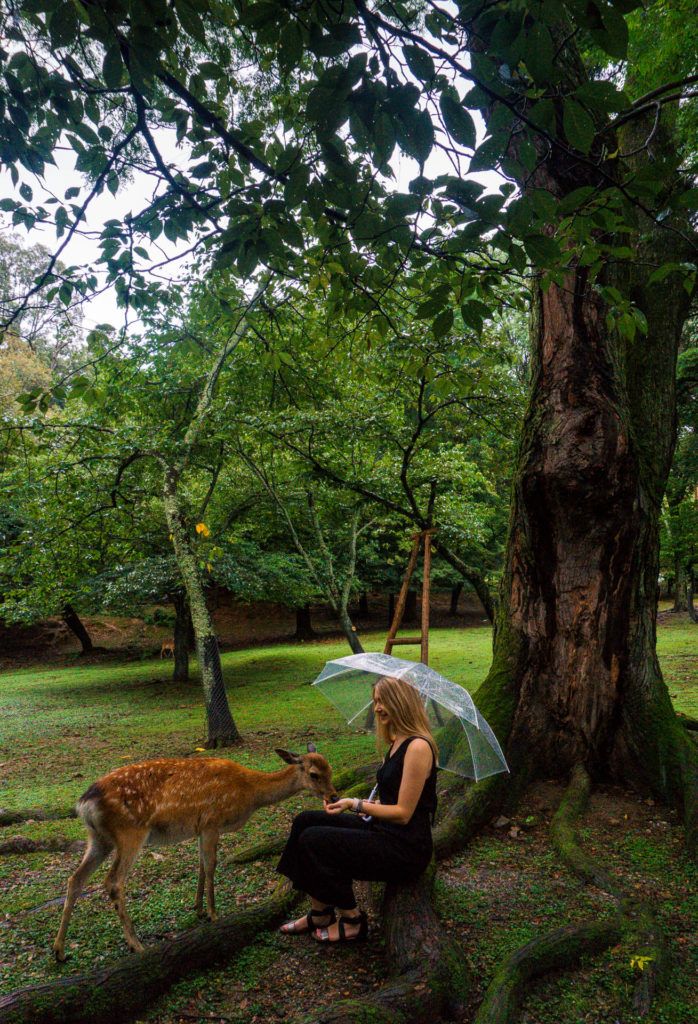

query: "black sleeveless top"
(373, 736), (437, 861)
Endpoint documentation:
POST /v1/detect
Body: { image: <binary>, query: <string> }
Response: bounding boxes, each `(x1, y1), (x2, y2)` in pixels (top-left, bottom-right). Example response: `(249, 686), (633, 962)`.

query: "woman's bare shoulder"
(405, 737), (433, 761)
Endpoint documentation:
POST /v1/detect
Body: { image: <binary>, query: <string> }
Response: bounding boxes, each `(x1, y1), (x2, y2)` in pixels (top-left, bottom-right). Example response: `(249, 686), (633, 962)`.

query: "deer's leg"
(199, 829), (219, 922)
(104, 827), (148, 953)
(54, 829), (113, 962)
(195, 835), (206, 918)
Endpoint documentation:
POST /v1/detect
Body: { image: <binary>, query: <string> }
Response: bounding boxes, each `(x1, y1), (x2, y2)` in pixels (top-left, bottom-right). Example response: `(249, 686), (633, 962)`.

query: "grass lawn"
(0, 619), (695, 1023)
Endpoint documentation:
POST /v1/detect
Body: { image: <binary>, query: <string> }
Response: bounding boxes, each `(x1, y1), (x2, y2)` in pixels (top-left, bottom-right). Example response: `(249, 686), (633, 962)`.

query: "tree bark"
(358, 590), (369, 616)
(464, 25), (698, 846)
(163, 467), (240, 746)
(172, 592), (190, 682)
(337, 605), (365, 654)
(302, 867), (469, 1024)
(61, 605), (93, 655)
(478, 256), (695, 811)
(293, 603), (316, 640)
(449, 582), (463, 616)
(687, 570), (697, 624)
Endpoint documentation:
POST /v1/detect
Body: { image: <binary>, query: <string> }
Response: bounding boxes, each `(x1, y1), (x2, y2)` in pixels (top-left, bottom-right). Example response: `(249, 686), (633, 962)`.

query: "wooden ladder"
(383, 529), (434, 665)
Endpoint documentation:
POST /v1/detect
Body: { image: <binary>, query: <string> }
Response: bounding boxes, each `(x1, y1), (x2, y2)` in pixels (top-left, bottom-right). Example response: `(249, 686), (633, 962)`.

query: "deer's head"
(276, 744), (337, 801)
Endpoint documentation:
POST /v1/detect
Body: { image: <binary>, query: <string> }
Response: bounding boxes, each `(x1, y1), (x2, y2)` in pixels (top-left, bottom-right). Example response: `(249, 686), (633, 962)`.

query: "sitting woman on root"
(277, 675), (438, 944)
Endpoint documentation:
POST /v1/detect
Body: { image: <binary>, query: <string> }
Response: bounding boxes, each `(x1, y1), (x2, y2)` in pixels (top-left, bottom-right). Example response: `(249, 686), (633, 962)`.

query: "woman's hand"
(324, 797), (353, 814)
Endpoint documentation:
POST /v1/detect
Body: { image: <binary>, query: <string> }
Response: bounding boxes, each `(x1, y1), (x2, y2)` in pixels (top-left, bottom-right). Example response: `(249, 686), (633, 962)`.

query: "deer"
(53, 744), (336, 961)
(160, 639), (175, 658)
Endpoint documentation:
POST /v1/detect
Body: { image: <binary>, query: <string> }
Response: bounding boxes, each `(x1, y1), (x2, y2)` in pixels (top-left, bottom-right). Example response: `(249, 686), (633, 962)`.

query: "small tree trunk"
(62, 604), (93, 655)
(172, 593), (190, 682)
(337, 605), (365, 654)
(293, 604), (316, 640)
(673, 559), (688, 612)
(163, 467), (240, 746)
(358, 591), (369, 616)
(688, 571), (697, 624)
(449, 582), (463, 616)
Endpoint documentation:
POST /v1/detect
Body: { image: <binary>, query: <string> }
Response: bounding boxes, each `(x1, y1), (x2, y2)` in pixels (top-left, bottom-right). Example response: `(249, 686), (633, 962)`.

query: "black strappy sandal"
(312, 910), (368, 944)
(279, 906), (336, 935)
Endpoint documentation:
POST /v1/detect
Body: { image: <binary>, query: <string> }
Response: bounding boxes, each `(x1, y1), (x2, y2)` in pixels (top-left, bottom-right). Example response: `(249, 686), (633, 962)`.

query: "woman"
(277, 675), (438, 943)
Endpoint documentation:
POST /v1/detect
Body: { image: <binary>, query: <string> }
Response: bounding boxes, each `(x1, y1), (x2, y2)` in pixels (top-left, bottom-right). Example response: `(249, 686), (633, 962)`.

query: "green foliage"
(1, 0), (695, 331)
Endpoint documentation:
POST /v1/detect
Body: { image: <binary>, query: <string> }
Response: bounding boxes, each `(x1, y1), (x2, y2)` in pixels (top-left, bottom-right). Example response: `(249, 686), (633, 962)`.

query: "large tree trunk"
(62, 604), (93, 655)
(449, 582), (463, 616)
(477, 251), (695, 834)
(162, 467), (240, 746)
(465, 20), (697, 849)
(172, 592), (190, 682)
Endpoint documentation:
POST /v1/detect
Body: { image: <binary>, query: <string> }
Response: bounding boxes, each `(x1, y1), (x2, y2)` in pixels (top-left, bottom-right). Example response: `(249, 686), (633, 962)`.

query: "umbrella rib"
(347, 695), (376, 725)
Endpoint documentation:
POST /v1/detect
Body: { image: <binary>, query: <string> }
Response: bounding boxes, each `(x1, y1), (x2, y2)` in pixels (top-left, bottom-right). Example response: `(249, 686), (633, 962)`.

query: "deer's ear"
(276, 748), (301, 764)
(306, 742), (317, 753)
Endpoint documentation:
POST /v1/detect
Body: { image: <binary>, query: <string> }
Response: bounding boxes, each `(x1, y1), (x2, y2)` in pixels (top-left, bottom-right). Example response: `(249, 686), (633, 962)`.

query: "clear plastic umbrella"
(312, 652), (509, 781)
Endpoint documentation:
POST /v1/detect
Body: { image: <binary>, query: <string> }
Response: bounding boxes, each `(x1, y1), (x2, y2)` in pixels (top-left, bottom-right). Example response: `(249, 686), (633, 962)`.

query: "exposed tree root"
(0, 809), (76, 828)
(230, 836), (284, 864)
(302, 866), (469, 1024)
(550, 765), (622, 895)
(0, 883), (299, 1024)
(0, 889), (99, 929)
(550, 764), (669, 1017)
(0, 836), (84, 858)
(203, 734), (242, 749)
(332, 761), (381, 793)
(433, 772), (515, 861)
(679, 714), (698, 733)
(472, 919), (622, 1024)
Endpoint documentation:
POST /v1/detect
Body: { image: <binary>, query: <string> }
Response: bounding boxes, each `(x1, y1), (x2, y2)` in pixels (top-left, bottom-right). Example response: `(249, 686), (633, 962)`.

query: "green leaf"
(558, 185), (596, 216)
(676, 188), (698, 210)
(102, 45), (124, 89)
(405, 110), (431, 163)
(284, 167), (309, 207)
(574, 80), (629, 113)
(279, 21), (303, 71)
(402, 45), (435, 82)
(432, 308), (454, 338)
(374, 111), (396, 162)
(591, 5), (629, 59)
(49, 4), (78, 47)
(439, 94), (476, 148)
(175, 0), (207, 44)
(563, 99), (596, 154)
(523, 233), (562, 266)
(523, 23), (554, 84)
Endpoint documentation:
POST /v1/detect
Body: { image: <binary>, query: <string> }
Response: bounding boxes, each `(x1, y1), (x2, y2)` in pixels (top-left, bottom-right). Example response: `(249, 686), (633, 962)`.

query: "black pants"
(276, 810), (429, 910)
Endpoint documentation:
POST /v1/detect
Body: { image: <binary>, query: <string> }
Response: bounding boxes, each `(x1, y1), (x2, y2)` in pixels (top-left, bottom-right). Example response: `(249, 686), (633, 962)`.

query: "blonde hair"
(372, 676), (438, 760)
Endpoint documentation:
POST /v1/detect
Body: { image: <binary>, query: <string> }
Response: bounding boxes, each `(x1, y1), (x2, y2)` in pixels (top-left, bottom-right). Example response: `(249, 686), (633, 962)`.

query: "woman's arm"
(325, 739), (433, 825)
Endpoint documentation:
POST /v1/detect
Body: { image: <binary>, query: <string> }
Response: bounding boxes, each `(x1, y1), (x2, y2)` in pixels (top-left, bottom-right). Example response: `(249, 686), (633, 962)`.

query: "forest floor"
(0, 618), (696, 1024)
